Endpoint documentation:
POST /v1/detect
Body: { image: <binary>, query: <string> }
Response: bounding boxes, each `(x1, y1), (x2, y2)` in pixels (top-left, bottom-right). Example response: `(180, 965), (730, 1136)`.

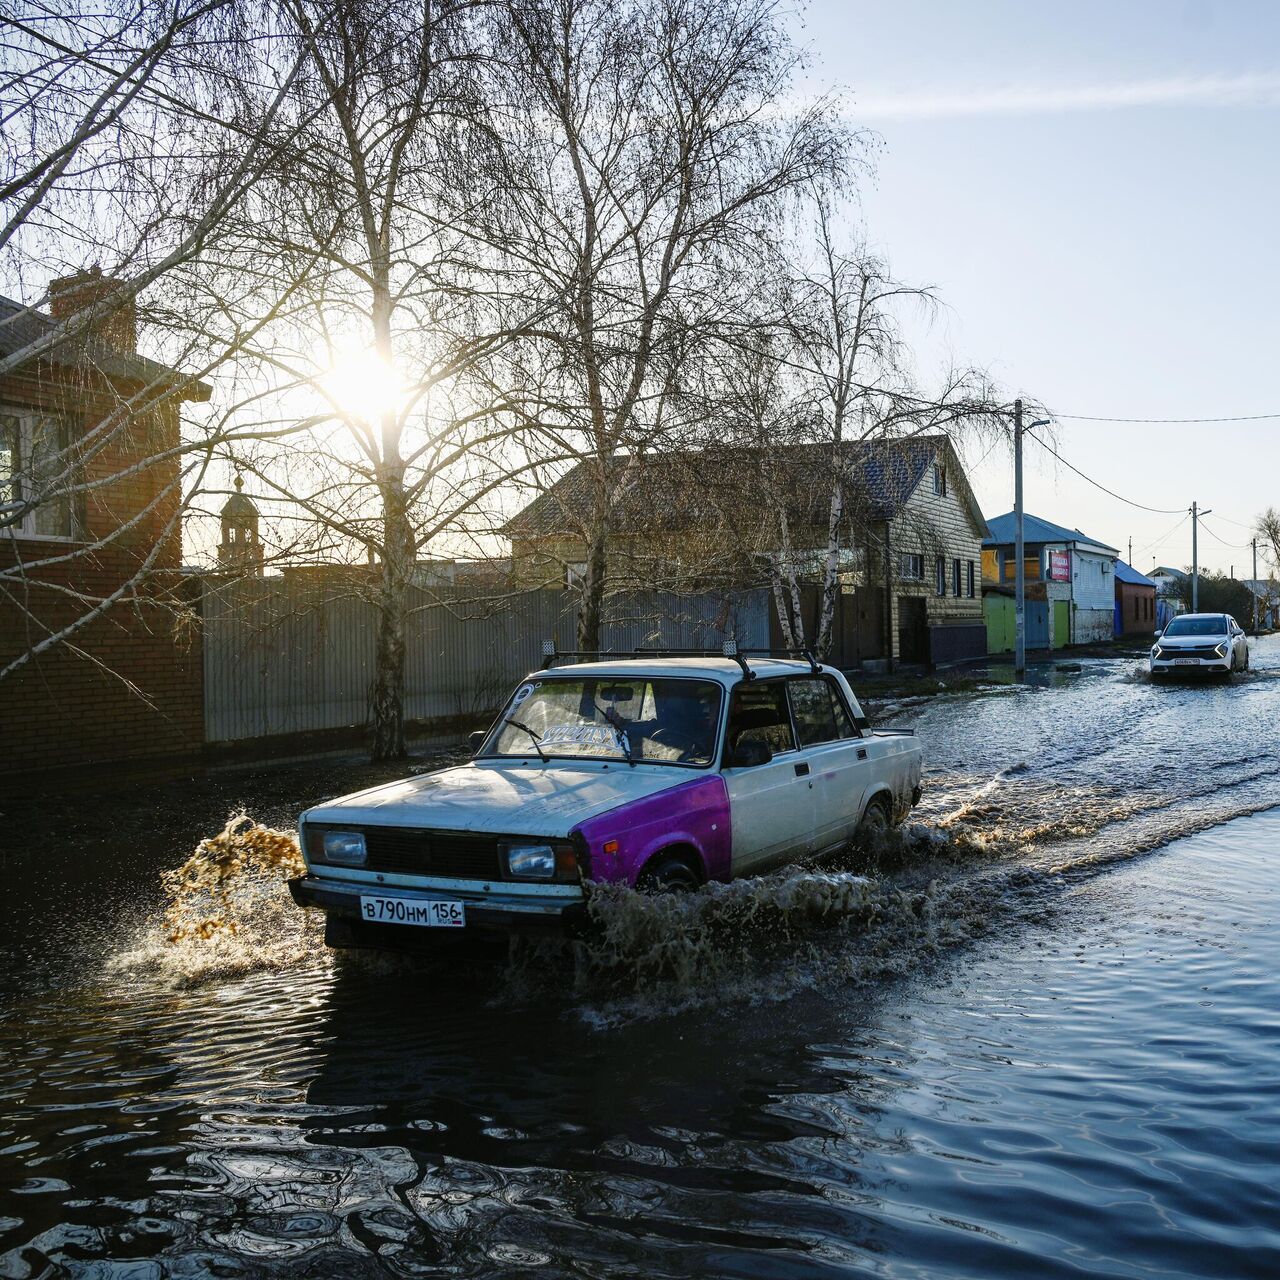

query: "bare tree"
(485, 0), (843, 651)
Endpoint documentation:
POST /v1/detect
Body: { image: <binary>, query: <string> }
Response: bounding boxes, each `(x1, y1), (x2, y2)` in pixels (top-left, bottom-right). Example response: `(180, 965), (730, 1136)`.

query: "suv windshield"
(1163, 616), (1227, 636)
(486, 677), (722, 766)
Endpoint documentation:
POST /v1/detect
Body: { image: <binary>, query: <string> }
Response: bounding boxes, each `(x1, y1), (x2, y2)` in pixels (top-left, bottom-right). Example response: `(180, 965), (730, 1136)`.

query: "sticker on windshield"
(541, 723), (627, 753)
(512, 682), (536, 705)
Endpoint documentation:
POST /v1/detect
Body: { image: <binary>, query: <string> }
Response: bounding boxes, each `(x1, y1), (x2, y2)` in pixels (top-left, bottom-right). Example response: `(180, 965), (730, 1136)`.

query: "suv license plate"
(1174, 658), (1197, 666)
(359, 894), (466, 928)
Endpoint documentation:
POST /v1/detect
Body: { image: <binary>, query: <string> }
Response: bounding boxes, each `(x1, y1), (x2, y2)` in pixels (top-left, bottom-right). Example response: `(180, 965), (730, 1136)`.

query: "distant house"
(0, 270), (211, 781)
(503, 434), (988, 668)
(982, 512), (1119, 649)
(1240, 578), (1279, 630)
(1113, 560), (1157, 638)
(1148, 565), (1187, 596)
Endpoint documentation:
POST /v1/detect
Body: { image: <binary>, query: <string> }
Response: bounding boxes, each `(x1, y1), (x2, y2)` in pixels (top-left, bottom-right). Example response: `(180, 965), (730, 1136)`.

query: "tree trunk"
(770, 554), (796, 648)
(370, 475), (413, 761)
(576, 523), (607, 652)
(814, 473), (844, 659)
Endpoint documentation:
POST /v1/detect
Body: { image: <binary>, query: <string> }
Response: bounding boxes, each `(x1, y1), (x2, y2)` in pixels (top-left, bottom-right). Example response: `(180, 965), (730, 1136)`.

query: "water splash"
(110, 813), (322, 987)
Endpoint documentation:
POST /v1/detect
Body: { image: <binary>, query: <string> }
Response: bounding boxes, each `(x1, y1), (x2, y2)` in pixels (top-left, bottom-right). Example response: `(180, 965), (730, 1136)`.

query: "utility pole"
(1253, 537), (1259, 634)
(1014, 399), (1025, 679)
(1128, 535), (1132, 566)
(1190, 501), (1211, 612)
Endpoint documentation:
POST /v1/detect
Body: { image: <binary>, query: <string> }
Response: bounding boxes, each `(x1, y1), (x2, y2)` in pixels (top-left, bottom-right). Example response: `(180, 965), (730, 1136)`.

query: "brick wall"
(1, 367), (203, 781)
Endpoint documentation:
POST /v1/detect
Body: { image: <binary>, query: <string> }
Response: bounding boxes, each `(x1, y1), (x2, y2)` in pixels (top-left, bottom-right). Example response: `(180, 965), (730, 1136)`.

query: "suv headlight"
(502, 840), (579, 881)
(320, 830), (367, 866)
(1151, 645), (1162, 658)
(1214, 642), (1228, 658)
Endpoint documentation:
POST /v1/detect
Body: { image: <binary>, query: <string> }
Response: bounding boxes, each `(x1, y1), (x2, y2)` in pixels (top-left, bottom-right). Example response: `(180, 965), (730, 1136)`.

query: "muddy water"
(3, 642), (1280, 1276)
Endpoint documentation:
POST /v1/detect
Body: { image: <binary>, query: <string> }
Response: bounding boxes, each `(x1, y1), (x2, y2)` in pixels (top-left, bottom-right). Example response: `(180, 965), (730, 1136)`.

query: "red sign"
(1049, 551), (1071, 582)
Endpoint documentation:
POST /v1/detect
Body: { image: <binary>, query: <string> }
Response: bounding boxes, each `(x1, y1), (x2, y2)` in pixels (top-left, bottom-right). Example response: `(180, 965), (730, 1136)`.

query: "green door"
(1053, 600), (1070, 648)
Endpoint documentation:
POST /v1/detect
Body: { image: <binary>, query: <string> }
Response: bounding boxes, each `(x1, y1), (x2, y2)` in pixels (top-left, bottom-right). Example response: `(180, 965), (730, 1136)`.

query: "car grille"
(1159, 645), (1223, 659)
(361, 827), (502, 879)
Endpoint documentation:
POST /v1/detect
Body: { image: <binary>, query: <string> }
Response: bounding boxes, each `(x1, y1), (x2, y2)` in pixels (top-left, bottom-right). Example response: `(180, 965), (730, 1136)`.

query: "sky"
(796, 0), (1279, 576)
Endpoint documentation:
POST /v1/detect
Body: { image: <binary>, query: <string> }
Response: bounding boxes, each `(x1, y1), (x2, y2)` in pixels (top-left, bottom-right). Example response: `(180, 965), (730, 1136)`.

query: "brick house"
(1, 272), (211, 783)
(1114, 560), (1158, 638)
(503, 434), (988, 668)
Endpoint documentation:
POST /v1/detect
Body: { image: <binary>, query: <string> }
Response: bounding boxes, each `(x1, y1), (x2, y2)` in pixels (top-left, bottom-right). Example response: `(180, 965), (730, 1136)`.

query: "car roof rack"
(539, 640), (822, 681)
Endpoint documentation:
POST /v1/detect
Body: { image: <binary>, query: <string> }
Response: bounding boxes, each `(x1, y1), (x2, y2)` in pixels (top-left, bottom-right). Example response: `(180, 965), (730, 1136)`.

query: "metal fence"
(202, 579), (769, 745)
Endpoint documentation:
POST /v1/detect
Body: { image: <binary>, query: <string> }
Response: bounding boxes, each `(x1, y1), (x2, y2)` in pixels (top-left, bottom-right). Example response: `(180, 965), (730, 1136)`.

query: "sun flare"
(321, 345), (409, 423)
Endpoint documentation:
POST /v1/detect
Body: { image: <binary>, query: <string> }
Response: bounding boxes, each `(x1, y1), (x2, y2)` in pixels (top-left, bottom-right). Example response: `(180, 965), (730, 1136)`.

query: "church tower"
(217, 473), (264, 575)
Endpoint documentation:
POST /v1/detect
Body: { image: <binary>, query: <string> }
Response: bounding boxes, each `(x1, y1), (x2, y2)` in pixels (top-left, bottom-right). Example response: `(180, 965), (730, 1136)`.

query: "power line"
(1054, 411), (1280, 424)
(1025, 430), (1185, 515)
(1136, 512), (1189, 557)
(1197, 517), (1253, 551)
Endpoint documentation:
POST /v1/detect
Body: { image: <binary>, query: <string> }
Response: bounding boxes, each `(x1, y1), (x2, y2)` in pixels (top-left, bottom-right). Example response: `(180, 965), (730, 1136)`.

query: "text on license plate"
(359, 894), (466, 928)
(1174, 658), (1198, 665)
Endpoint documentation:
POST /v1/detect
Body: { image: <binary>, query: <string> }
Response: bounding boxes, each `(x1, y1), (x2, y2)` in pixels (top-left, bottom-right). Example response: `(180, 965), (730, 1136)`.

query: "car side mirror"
(468, 730), (486, 754)
(728, 739), (772, 768)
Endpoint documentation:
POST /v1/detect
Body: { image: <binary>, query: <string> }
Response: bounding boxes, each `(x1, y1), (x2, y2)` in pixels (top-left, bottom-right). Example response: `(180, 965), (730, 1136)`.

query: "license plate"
(1174, 658), (1198, 666)
(359, 894), (466, 928)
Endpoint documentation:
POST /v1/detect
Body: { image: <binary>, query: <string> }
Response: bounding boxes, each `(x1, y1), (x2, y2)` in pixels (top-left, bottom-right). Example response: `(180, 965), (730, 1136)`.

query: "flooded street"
(3, 641), (1280, 1277)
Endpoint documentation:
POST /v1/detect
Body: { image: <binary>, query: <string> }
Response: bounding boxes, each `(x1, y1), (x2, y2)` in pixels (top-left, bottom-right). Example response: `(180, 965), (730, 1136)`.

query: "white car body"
(1150, 612), (1249, 677)
(290, 656), (924, 946)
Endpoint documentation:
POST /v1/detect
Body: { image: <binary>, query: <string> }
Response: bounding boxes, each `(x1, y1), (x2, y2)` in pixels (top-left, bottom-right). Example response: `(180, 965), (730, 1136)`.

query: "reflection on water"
(2, 642), (1280, 1276)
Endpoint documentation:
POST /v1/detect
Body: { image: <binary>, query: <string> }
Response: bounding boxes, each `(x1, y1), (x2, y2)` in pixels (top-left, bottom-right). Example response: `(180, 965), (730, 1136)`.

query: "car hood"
(302, 760), (697, 837)
(1157, 634), (1228, 647)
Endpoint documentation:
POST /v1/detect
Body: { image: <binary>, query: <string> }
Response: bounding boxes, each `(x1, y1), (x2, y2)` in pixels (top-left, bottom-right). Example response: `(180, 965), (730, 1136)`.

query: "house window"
(899, 552), (924, 581)
(0, 409), (73, 539)
(933, 465), (947, 496)
(935, 555), (946, 596)
(967, 560), (975, 597)
(952, 557), (962, 596)
(565, 561), (587, 590)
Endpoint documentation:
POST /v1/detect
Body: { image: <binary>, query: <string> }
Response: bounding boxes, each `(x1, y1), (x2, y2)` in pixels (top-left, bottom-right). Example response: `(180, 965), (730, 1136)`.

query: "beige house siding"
(882, 457), (985, 663)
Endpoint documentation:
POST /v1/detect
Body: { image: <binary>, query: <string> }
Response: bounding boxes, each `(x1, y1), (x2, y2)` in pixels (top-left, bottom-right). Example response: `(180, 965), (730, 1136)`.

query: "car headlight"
(321, 830), (367, 866)
(502, 840), (579, 881)
(1214, 643), (1228, 658)
(1151, 646), (1162, 658)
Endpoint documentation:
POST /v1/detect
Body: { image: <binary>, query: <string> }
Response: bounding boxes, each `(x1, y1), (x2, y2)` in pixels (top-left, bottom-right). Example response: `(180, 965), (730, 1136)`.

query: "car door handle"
(794, 762), (810, 777)
(857, 748), (868, 760)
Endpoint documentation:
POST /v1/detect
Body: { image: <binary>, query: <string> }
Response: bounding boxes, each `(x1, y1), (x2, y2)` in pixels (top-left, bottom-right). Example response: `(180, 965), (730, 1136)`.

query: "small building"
(982, 512), (1119, 648)
(1240, 578), (1279, 630)
(1148, 565), (1187, 597)
(503, 434), (988, 669)
(1113, 560), (1157, 637)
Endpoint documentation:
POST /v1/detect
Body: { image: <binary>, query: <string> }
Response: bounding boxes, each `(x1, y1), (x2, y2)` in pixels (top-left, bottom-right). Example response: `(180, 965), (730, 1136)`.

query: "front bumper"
(289, 875), (587, 940)
(1150, 656), (1230, 674)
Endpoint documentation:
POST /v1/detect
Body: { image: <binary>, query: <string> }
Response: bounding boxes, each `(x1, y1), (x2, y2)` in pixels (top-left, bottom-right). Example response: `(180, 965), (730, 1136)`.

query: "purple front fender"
(573, 774), (732, 886)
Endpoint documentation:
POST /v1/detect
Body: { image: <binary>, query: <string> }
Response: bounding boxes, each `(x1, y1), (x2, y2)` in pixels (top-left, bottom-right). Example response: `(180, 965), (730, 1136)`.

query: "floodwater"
(3, 641), (1280, 1277)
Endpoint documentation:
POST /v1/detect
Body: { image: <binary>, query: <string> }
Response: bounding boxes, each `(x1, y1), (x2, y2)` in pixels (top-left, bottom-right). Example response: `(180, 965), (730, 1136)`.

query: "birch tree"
(486, 0), (842, 651)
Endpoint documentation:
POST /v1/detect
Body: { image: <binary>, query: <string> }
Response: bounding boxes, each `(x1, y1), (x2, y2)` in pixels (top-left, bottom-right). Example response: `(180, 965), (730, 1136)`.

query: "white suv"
(1150, 613), (1249, 678)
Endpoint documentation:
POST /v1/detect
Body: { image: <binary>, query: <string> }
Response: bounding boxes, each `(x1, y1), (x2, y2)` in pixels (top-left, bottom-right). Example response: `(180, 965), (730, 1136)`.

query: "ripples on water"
(3, 646), (1280, 1275)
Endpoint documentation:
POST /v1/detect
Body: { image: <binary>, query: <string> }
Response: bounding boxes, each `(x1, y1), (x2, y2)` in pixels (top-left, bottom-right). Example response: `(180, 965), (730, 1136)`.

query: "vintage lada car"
(289, 648), (923, 948)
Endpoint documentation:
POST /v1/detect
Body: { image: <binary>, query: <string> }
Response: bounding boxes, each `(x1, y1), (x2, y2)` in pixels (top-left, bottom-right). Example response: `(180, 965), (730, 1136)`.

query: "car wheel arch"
(636, 842), (706, 889)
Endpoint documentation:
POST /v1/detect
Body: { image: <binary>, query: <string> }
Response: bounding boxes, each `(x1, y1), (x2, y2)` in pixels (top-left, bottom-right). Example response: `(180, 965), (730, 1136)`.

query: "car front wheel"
(638, 852), (702, 894)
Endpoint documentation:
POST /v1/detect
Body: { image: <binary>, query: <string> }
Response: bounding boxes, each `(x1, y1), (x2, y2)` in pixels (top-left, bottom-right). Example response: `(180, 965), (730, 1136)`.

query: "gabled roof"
(1151, 565), (1187, 578)
(504, 434), (983, 539)
(983, 511), (1118, 555)
(1114, 559), (1156, 587)
(0, 294), (211, 401)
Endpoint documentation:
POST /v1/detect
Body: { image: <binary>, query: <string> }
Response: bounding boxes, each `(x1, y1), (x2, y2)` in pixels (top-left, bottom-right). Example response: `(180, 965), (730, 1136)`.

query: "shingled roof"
(504, 434), (977, 539)
(0, 294), (211, 401)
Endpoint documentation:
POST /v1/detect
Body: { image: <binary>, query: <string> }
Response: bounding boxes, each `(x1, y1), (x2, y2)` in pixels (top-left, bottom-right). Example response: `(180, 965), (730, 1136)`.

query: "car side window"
(788, 677), (855, 748)
(726, 680), (795, 755)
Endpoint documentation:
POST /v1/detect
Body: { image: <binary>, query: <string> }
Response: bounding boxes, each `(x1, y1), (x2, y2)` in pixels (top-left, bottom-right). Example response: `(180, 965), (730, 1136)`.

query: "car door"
(721, 679), (815, 874)
(786, 675), (868, 853)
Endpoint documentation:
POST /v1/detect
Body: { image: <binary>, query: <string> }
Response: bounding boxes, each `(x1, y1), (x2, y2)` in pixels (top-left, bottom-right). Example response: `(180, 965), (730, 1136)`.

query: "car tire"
(638, 851), (702, 894)
(855, 797), (892, 847)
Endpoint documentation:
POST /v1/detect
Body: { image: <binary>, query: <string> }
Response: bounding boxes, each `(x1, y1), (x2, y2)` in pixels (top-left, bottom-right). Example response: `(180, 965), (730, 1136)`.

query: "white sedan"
(1150, 613), (1249, 678)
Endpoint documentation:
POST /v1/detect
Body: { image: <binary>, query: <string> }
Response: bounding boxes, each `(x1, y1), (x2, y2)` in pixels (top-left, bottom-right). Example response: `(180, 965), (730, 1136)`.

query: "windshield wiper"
(594, 700), (636, 767)
(503, 717), (548, 762)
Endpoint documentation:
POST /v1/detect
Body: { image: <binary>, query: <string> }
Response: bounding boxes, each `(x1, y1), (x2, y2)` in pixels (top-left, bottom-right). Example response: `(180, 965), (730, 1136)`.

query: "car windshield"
(486, 677), (723, 766)
(1163, 616), (1227, 636)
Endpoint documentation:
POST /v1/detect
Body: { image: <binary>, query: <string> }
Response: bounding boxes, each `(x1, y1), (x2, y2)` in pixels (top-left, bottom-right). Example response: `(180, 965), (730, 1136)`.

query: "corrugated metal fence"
(202, 580), (769, 745)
